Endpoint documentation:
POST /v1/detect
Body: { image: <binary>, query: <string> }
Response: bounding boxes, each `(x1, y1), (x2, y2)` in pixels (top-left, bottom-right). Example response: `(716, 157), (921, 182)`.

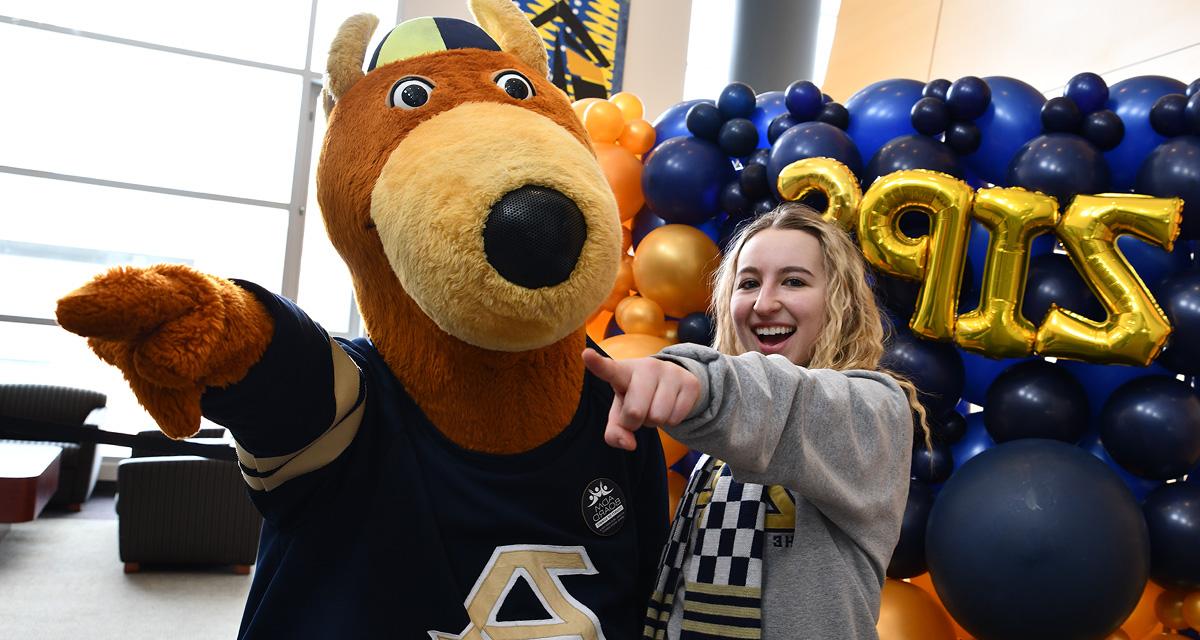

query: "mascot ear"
(323, 13), (380, 119)
(468, 0), (550, 80)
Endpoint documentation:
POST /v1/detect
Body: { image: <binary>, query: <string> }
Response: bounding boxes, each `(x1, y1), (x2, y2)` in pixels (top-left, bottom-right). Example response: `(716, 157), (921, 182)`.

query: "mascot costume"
(55, 0), (668, 637)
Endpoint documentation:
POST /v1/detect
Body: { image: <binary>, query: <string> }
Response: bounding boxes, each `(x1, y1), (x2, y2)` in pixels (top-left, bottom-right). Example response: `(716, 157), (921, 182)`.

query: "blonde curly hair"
(710, 202), (931, 443)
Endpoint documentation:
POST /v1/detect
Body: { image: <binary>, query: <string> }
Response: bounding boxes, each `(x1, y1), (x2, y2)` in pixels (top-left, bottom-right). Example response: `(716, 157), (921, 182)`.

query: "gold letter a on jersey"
(428, 544), (606, 640)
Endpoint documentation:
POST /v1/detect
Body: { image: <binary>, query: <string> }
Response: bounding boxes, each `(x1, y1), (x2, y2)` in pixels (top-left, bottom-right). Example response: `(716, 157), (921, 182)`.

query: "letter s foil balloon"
(859, 170), (974, 340)
(776, 157), (862, 232)
(955, 187), (1059, 358)
(1036, 194), (1183, 365)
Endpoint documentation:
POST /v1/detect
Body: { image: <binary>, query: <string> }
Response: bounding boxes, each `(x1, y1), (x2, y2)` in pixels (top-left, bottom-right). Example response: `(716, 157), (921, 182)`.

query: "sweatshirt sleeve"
(654, 343), (913, 563)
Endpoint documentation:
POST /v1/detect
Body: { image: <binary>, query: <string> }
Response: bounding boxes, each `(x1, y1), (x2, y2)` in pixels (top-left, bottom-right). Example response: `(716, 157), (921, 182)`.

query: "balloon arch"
(576, 74), (1200, 640)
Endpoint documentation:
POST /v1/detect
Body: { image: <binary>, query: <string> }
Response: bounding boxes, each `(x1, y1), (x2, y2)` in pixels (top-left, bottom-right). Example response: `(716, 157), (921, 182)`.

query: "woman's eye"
(495, 71), (534, 100)
(784, 277), (806, 287)
(388, 77), (434, 109)
(737, 279), (759, 290)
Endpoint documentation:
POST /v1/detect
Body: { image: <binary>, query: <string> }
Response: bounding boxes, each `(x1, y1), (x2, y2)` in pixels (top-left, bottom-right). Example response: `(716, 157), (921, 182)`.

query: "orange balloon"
(597, 332), (672, 360)
(610, 91), (644, 121)
(877, 579), (956, 640)
(632, 225), (720, 318)
(586, 309), (613, 344)
(666, 469), (687, 520)
(594, 142), (644, 222)
(1123, 581), (1165, 639)
(659, 430), (689, 465)
(618, 118), (656, 155)
(583, 100), (625, 144)
(1157, 589), (1190, 630)
(1158, 634), (1193, 639)
(572, 97), (600, 120)
(601, 255), (635, 312)
(663, 319), (679, 343)
(615, 295), (666, 336)
(622, 225), (633, 252)
(1104, 630), (1132, 640)
(1183, 591), (1200, 630)
(908, 573), (974, 640)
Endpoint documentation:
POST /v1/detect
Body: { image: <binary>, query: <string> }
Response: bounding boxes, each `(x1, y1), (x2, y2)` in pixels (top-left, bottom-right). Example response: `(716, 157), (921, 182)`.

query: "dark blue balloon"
(677, 312), (714, 346)
(1187, 93), (1200, 134)
(1022, 252), (1104, 325)
(784, 80), (823, 121)
(1189, 79), (1200, 98)
(745, 147), (770, 168)
(1150, 93), (1190, 137)
(642, 137), (736, 225)
(926, 440), (1150, 640)
(950, 412), (994, 472)
(911, 96), (950, 136)
(1065, 72), (1109, 114)
(946, 76), (991, 121)
(1080, 432), (1161, 501)
(911, 438), (953, 484)
(718, 118), (758, 158)
(695, 215), (722, 245)
(751, 91), (787, 149)
(1155, 269), (1200, 375)
(686, 102), (723, 141)
(652, 99), (713, 151)
(1142, 481), (1200, 589)
(816, 102), (849, 130)
(931, 409), (967, 445)
(1100, 375), (1200, 480)
(719, 180), (750, 218)
(766, 121), (863, 199)
(863, 134), (961, 187)
(923, 79), (951, 101)
(751, 197), (777, 216)
(631, 206), (666, 249)
(965, 219), (1055, 300)
(881, 328), (965, 417)
(1062, 359), (1174, 420)
(1080, 109), (1125, 151)
(717, 82), (756, 120)
(1007, 133), (1111, 205)
(958, 349), (1029, 406)
(1135, 135), (1200, 241)
(1106, 75), (1188, 189)
(1041, 96), (1082, 133)
(844, 78), (925, 169)
(1117, 234), (1191, 296)
(875, 270), (919, 319)
(963, 76), (1047, 185)
(739, 162), (770, 201)
(887, 480), (935, 579)
(945, 121), (981, 155)
(604, 314), (624, 338)
(984, 360), (1089, 443)
(767, 113), (799, 145)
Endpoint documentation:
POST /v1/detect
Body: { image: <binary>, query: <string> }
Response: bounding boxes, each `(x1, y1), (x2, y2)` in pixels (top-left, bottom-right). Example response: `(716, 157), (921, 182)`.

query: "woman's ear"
(468, 0), (550, 80)
(323, 13), (380, 119)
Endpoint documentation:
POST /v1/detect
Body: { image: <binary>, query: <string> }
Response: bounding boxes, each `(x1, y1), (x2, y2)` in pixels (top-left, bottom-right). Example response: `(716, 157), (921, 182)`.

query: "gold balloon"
(632, 224), (720, 319)
(662, 319), (679, 343)
(610, 92), (645, 122)
(615, 295), (666, 336)
(600, 254), (635, 312)
(1183, 591), (1200, 630)
(859, 170), (974, 340)
(876, 579), (957, 640)
(955, 187), (1059, 358)
(597, 332), (672, 360)
(776, 157), (862, 232)
(1157, 589), (1190, 631)
(1035, 194), (1183, 366)
(1121, 580), (1164, 640)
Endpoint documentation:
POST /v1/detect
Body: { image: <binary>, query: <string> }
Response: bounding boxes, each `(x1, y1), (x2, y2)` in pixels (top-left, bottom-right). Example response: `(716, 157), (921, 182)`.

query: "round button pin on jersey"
(581, 478), (626, 536)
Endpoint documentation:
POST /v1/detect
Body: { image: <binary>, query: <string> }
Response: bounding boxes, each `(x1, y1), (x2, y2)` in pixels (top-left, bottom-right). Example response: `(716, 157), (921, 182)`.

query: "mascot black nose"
(483, 186), (587, 289)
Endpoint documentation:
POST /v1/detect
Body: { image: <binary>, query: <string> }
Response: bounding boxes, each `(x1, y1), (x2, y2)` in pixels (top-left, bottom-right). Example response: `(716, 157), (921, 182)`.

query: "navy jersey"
(201, 283), (669, 639)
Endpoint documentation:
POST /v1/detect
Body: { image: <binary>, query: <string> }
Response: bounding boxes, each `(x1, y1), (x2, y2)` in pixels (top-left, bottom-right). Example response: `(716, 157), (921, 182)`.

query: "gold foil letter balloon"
(632, 225), (720, 319)
(776, 157), (862, 232)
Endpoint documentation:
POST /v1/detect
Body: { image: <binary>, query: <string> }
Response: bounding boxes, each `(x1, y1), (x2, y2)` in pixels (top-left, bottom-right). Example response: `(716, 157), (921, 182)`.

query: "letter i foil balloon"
(776, 157), (862, 233)
(1036, 194), (1183, 365)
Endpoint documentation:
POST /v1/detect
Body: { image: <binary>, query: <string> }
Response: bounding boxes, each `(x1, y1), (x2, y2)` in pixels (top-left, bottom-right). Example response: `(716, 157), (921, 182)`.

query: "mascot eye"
(495, 71), (534, 100)
(388, 77), (435, 109)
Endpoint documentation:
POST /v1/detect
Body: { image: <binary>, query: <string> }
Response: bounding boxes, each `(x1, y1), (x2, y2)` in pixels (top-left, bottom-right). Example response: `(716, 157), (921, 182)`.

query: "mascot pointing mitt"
(55, 0), (668, 637)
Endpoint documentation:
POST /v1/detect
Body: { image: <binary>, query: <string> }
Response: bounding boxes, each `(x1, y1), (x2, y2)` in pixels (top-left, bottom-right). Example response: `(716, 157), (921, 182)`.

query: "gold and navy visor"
(368, 17), (501, 71)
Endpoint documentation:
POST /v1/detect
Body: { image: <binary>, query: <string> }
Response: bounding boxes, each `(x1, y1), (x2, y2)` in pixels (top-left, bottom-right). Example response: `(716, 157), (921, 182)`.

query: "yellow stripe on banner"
(374, 16), (446, 68)
(680, 620), (762, 639)
(684, 581), (763, 598)
(565, 47), (605, 84)
(683, 599), (762, 619)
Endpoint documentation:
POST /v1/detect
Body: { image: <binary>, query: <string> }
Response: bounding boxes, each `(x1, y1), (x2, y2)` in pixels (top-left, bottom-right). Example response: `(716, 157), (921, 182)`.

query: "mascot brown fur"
(56, 0), (667, 637)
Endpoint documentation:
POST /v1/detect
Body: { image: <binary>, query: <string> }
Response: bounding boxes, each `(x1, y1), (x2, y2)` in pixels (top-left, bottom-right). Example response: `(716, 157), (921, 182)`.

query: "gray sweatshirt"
(654, 343), (913, 640)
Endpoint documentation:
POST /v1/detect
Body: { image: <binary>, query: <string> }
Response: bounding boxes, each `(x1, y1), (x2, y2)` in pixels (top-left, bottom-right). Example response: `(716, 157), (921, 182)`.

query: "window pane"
(297, 111), (356, 335)
(311, 0), (400, 73)
(0, 24), (301, 203)
(0, 0), (313, 69)
(0, 173), (287, 319)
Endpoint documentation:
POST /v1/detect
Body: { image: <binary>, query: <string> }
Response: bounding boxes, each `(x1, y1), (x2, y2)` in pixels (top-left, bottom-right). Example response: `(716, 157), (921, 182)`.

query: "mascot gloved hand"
(56, 0), (668, 637)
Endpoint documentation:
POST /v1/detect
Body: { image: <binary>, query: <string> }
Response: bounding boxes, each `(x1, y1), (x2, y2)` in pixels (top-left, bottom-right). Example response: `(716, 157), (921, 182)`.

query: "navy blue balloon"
(911, 96), (950, 135)
(739, 162), (770, 201)
(950, 412), (994, 472)
(631, 207), (666, 249)
(642, 137), (735, 225)
(745, 147), (770, 168)
(946, 76), (991, 121)
(926, 439), (1150, 640)
(695, 216), (722, 245)
(1022, 252), (1104, 325)
(718, 118), (758, 157)
(1041, 96), (1082, 133)
(1080, 432), (1162, 502)
(751, 91), (787, 149)
(1062, 359), (1174, 420)
(1187, 93), (1200, 134)
(965, 219), (1055, 299)
(651, 98), (713, 151)
(1189, 79), (1200, 98)
(923, 79), (951, 101)
(844, 78), (925, 168)
(816, 102), (849, 130)
(1155, 269), (1200, 375)
(677, 312), (714, 346)
(767, 113), (799, 145)
(863, 134), (961, 187)
(1136, 135), (1200, 241)
(1007, 133), (1111, 205)
(1100, 375), (1200, 480)
(984, 360), (1090, 443)
(958, 349), (1029, 407)
(1066, 72), (1109, 114)
(963, 76), (1047, 185)
(912, 438), (953, 484)
(881, 328), (965, 417)
(887, 480), (935, 579)
(685, 102), (723, 141)
(1150, 93), (1189, 137)
(945, 121), (982, 155)
(717, 82), (756, 120)
(875, 271), (920, 319)
(604, 314), (623, 338)
(784, 80), (823, 121)
(932, 409), (967, 445)
(751, 198), (777, 216)
(1142, 481), (1200, 589)
(767, 122), (863, 199)
(1080, 109), (1125, 151)
(1106, 75), (1188, 189)
(720, 180), (750, 218)
(1118, 234), (1191, 297)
